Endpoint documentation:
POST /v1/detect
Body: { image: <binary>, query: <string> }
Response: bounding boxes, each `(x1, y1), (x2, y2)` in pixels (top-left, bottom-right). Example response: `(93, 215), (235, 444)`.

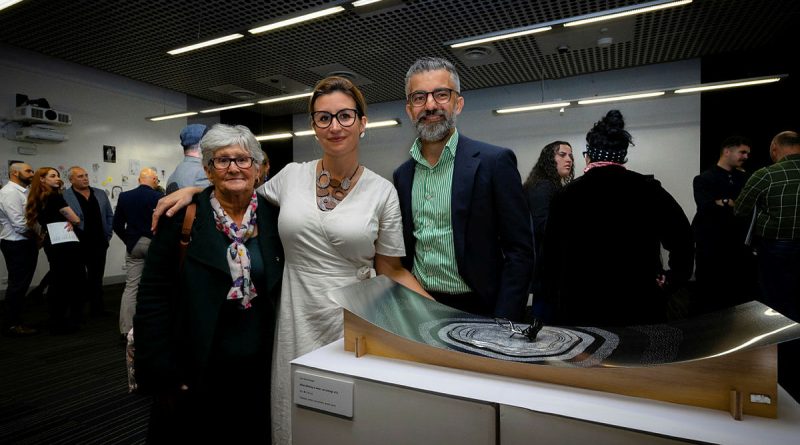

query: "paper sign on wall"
(293, 370), (354, 418)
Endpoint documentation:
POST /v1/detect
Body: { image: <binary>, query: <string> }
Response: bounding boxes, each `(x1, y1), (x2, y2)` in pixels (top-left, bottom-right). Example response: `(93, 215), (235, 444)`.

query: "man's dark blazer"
(393, 134), (533, 321)
(112, 184), (163, 253)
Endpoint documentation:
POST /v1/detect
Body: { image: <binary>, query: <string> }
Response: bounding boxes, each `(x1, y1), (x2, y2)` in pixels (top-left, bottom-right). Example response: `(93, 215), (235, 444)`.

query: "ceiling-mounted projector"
(14, 105), (72, 126)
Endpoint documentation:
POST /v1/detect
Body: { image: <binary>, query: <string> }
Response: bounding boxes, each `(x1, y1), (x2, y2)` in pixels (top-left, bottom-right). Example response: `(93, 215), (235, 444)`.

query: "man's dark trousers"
(1, 238), (38, 328)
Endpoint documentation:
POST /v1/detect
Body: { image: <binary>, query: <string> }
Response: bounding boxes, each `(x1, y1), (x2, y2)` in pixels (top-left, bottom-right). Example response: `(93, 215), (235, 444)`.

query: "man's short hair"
(404, 57), (461, 95)
(67, 166), (84, 180)
(720, 135), (752, 155)
(774, 131), (800, 148)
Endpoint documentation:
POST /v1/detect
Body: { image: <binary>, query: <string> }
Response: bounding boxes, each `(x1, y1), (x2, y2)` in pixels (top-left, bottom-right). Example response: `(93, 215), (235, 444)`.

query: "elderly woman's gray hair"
(404, 57), (461, 95)
(200, 124), (265, 166)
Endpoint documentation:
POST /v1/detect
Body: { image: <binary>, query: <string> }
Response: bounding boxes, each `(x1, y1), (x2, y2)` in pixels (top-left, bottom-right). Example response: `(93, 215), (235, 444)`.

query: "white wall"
(293, 59), (701, 219)
(0, 44), (190, 290)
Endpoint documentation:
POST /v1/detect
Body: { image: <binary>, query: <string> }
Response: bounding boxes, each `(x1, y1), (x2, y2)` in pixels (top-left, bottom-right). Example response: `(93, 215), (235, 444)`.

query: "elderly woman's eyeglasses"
(494, 318), (543, 342)
(209, 156), (254, 170)
(311, 109), (359, 129)
(407, 88), (458, 107)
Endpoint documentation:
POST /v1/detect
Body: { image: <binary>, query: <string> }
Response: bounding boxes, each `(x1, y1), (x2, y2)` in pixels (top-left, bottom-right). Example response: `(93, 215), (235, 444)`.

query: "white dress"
(258, 161), (405, 445)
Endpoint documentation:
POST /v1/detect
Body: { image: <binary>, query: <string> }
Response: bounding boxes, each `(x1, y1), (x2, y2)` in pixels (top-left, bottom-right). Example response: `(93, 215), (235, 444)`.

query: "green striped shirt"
(410, 130), (472, 294)
(736, 153), (800, 240)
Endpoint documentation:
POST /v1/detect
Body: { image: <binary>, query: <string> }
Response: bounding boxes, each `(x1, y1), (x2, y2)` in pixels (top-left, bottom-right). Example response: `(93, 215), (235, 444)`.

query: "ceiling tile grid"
(1, 0), (797, 116)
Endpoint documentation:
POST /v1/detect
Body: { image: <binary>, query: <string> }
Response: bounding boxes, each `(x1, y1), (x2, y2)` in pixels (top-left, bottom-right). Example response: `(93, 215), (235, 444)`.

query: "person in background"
(735, 130), (800, 399)
(112, 168), (163, 346)
(692, 136), (757, 314)
(0, 163), (39, 337)
(165, 124), (210, 193)
(135, 124), (282, 443)
(393, 56), (533, 322)
(25, 167), (84, 334)
(542, 110), (694, 326)
(64, 166), (114, 317)
(523, 141), (574, 320)
(260, 155), (271, 183)
(153, 76), (429, 445)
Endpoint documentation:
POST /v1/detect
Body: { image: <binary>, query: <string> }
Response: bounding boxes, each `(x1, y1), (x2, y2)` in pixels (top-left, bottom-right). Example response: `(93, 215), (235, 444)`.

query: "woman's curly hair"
(523, 141), (573, 190)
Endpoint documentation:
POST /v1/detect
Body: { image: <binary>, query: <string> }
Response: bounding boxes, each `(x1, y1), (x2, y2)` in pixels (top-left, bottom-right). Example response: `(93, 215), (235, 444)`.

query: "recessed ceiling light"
(255, 133), (294, 141)
(352, 0), (383, 6)
(495, 102), (571, 114)
(564, 0), (692, 27)
(257, 92), (313, 104)
(577, 91), (665, 105)
(148, 111), (199, 122)
(366, 119), (400, 128)
(249, 6), (345, 34)
(675, 77), (781, 94)
(200, 103), (255, 113)
(167, 33), (244, 55)
(0, 0), (25, 12)
(450, 26), (552, 49)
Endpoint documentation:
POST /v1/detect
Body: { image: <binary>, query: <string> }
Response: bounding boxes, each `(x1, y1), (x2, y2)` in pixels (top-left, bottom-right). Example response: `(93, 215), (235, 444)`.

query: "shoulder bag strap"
(178, 203), (197, 271)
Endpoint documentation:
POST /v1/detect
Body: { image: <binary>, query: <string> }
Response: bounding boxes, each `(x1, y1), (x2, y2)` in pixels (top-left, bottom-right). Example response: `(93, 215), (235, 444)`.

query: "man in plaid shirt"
(735, 130), (800, 399)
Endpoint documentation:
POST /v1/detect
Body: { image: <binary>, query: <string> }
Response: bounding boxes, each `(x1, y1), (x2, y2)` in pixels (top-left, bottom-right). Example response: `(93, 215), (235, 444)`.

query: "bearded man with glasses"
(393, 56), (534, 322)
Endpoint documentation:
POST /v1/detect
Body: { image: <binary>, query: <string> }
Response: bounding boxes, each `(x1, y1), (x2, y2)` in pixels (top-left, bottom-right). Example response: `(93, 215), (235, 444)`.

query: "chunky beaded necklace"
(316, 160), (360, 211)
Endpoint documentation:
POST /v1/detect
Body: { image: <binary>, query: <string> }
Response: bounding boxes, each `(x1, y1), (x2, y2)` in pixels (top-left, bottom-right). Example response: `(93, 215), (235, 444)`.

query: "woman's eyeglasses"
(311, 108), (359, 128)
(209, 156), (254, 170)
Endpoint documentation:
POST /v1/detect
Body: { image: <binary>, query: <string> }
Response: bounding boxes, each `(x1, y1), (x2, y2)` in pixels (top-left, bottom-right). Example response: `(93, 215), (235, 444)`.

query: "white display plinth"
(291, 340), (800, 445)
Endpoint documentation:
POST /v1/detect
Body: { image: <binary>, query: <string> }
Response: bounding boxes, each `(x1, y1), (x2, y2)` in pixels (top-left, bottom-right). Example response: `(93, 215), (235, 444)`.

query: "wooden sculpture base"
(343, 310), (778, 419)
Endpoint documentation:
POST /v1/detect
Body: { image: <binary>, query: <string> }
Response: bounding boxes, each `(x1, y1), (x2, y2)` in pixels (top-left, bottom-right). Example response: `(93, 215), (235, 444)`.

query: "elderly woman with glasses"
(154, 76), (429, 445)
(134, 124), (282, 443)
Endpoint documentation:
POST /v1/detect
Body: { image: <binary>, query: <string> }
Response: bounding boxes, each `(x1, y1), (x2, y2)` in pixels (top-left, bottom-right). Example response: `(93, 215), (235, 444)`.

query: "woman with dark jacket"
(542, 110), (693, 326)
(134, 124), (282, 443)
(524, 141), (574, 318)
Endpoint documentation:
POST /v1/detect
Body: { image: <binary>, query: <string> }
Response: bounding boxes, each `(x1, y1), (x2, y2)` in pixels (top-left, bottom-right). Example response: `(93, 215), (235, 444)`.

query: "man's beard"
(414, 109), (456, 142)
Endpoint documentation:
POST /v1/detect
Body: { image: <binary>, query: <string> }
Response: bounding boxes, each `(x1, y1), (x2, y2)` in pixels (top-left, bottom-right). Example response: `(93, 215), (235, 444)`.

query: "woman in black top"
(25, 167), (84, 334)
(543, 110), (694, 326)
(523, 141), (574, 319)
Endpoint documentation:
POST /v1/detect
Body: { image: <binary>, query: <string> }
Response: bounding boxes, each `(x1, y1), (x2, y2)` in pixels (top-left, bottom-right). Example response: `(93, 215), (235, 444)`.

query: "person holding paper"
(25, 167), (85, 334)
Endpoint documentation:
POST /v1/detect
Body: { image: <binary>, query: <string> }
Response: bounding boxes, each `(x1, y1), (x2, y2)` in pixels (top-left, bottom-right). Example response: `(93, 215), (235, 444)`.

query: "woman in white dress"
(156, 76), (428, 445)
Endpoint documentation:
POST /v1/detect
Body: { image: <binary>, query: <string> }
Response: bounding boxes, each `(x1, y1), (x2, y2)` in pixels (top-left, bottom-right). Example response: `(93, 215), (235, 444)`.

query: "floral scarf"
(209, 191), (258, 309)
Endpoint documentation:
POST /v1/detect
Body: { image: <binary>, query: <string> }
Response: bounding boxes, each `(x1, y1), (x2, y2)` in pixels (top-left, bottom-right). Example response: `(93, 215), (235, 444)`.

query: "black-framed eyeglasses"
(311, 108), (359, 129)
(407, 88), (458, 107)
(494, 318), (543, 342)
(209, 156), (255, 170)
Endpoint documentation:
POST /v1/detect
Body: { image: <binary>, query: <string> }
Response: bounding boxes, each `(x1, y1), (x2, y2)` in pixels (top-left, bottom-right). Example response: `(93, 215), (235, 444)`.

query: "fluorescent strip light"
(451, 26), (552, 49)
(294, 119), (400, 136)
(0, 0), (25, 12)
(255, 133), (294, 141)
(496, 102), (571, 114)
(565, 0), (692, 27)
(578, 91), (664, 105)
(167, 33), (244, 55)
(257, 92), (313, 105)
(148, 111), (199, 122)
(675, 77), (781, 94)
(366, 119), (400, 128)
(249, 6), (344, 34)
(200, 103), (255, 113)
(353, 0), (382, 6)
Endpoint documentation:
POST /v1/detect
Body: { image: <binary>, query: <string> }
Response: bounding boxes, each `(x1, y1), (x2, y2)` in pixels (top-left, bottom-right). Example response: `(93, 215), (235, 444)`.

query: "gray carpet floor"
(0, 283), (150, 444)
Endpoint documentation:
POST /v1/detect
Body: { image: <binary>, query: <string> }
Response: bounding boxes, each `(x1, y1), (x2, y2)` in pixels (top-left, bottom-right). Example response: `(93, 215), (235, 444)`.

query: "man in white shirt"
(0, 163), (39, 337)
